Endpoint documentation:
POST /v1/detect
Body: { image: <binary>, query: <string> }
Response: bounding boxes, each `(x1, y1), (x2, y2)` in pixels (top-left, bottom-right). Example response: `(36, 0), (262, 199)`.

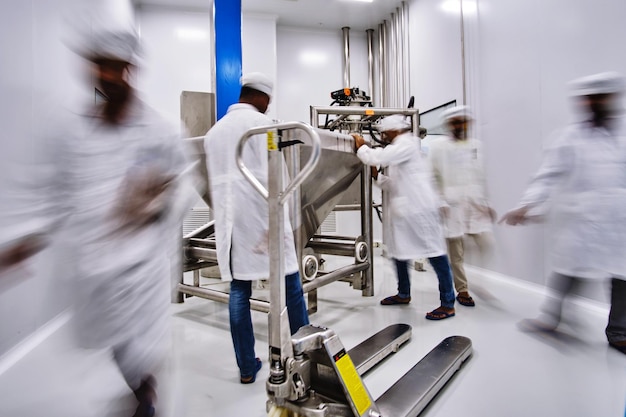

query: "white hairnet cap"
(241, 72), (273, 97)
(79, 28), (142, 64)
(570, 72), (625, 96)
(377, 115), (411, 132)
(442, 105), (473, 121)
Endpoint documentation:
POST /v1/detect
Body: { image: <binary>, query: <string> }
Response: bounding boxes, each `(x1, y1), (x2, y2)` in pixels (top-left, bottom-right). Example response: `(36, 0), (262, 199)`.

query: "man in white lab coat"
(428, 106), (496, 307)
(204, 73), (309, 383)
(500, 72), (626, 354)
(0, 28), (194, 416)
(354, 115), (456, 320)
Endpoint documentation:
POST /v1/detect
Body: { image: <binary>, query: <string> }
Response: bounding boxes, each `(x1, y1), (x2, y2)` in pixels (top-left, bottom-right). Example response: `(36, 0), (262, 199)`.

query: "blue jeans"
(229, 272), (309, 377)
(394, 255), (455, 308)
(607, 278), (626, 344)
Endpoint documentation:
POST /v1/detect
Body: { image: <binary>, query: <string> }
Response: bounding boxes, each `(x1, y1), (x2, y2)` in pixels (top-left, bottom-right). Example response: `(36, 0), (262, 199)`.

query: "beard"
(452, 127), (467, 139)
(589, 101), (616, 121)
(99, 80), (131, 104)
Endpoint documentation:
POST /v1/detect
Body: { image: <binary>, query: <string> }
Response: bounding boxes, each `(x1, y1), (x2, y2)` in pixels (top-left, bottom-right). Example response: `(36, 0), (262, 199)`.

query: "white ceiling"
(134, 0), (405, 31)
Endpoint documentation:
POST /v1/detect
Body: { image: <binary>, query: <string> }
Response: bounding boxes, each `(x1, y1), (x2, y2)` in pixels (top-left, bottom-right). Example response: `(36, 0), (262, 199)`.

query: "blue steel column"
(214, 0), (242, 120)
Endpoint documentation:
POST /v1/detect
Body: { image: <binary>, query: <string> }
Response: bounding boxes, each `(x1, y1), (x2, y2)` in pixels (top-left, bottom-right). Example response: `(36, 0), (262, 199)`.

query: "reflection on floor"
(1, 255), (625, 417)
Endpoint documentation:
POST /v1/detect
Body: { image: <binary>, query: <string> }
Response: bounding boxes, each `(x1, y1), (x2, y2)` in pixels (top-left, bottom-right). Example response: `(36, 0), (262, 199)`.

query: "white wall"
(136, 6), (214, 127)
(477, 0), (626, 289)
(467, 0), (549, 284)
(0, 0), (135, 357)
(276, 26), (369, 123)
(242, 13), (278, 120)
(409, 0), (626, 294)
(408, 0), (463, 113)
(135, 9), (279, 125)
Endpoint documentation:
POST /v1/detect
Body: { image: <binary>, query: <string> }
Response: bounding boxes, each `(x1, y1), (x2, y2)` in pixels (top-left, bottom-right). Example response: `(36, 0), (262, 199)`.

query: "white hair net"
(77, 28), (142, 65)
(570, 72), (625, 96)
(378, 115), (411, 132)
(441, 105), (473, 121)
(241, 72), (273, 97)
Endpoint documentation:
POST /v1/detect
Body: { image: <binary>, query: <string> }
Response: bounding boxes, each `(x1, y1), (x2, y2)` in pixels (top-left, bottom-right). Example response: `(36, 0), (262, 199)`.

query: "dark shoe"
(240, 357), (262, 384)
(609, 341), (626, 355)
(425, 306), (455, 320)
(380, 295), (411, 305)
(133, 376), (156, 417)
(132, 402), (155, 417)
(517, 318), (558, 333)
(456, 292), (475, 307)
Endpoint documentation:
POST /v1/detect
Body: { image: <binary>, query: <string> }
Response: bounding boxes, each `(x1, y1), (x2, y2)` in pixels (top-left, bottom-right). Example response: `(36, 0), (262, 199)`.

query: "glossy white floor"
(1, 254), (625, 417)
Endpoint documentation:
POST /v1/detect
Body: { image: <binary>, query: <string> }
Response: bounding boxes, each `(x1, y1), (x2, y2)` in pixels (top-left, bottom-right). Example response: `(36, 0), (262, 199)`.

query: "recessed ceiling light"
(441, 0), (477, 13)
(343, 0), (374, 3)
(299, 51), (328, 66)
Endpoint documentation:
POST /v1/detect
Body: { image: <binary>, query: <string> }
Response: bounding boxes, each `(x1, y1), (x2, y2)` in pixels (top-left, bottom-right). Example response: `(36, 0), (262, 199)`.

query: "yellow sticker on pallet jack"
(335, 351), (372, 415)
(267, 130), (278, 151)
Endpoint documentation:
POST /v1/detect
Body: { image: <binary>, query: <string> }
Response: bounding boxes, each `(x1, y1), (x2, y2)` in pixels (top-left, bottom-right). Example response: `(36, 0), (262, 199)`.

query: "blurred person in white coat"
(204, 73), (309, 383)
(428, 106), (496, 307)
(0, 28), (195, 416)
(500, 72), (626, 354)
(353, 115), (456, 320)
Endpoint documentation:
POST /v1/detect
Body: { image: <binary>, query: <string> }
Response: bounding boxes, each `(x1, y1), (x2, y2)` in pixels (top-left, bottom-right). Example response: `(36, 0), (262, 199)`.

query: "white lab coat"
(49, 98), (192, 352)
(204, 103), (299, 282)
(356, 132), (446, 259)
(419, 135), (437, 156)
(518, 118), (626, 279)
(428, 136), (492, 238)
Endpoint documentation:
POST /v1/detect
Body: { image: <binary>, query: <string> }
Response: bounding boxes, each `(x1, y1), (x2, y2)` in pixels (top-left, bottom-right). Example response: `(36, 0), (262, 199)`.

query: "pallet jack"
(236, 122), (472, 417)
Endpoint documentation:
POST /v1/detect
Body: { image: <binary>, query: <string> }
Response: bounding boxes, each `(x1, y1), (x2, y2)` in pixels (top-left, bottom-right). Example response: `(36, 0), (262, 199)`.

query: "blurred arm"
(500, 134), (571, 225)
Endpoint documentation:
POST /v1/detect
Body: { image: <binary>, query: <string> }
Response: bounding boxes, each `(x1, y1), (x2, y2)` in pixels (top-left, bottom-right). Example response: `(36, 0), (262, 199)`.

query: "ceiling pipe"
(342, 26), (351, 88)
(460, 0), (467, 105)
(381, 21), (389, 107)
(366, 28), (375, 103)
(389, 11), (397, 107)
(377, 22), (385, 107)
(402, 1), (410, 105)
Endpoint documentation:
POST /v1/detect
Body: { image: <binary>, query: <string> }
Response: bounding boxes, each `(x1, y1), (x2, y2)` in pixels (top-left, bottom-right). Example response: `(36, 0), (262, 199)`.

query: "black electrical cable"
(373, 201), (383, 223)
(368, 124), (385, 146)
(323, 100), (340, 129)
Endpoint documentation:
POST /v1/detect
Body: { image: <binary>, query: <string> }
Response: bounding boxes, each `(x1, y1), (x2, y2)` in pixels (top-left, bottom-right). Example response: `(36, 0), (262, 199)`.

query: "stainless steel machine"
(178, 105), (421, 313)
(177, 126), (370, 311)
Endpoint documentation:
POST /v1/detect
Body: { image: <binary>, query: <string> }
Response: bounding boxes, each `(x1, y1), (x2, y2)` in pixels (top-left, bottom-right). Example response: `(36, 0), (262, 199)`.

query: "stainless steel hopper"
(178, 125), (374, 310)
(296, 145), (362, 246)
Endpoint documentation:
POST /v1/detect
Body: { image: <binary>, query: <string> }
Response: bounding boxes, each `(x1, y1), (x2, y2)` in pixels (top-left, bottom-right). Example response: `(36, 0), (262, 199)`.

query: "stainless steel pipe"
(377, 23), (385, 108)
(390, 11), (397, 107)
(187, 238), (216, 249)
(302, 263), (370, 293)
(366, 28), (375, 103)
(307, 241), (357, 258)
(342, 26), (351, 88)
(177, 283), (270, 313)
(310, 106), (419, 137)
(185, 246), (218, 262)
(402, 1), (410, 101)
(312, 234), (356, 241)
